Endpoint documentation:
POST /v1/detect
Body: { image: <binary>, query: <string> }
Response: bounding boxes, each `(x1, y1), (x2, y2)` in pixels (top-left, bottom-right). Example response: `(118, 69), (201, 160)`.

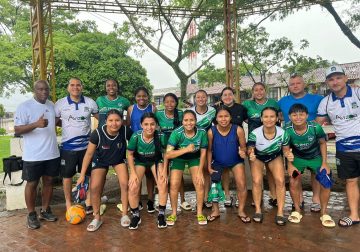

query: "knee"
(236, 182), (247, 192)
(120, 182), (128, 193)
(42, 177), (53, 187)
(170, 180), (181, 192)
(274, 178), (285, 188)
(252, 178), (262, 188)
(346, 178), (358, 185)
(129, 185), (139, 197)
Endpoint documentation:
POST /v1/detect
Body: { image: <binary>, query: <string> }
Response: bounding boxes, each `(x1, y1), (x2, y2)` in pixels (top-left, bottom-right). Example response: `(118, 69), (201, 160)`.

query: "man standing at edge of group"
(317, 65), (360, 227)
(14, 80), (60, 229)
(55, 77), (99, 212)
(278, 74), (323, 212)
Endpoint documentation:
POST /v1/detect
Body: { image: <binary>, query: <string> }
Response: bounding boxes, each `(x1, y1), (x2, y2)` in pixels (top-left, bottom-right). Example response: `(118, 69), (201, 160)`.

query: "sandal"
(166, 215), (177, 226)
(87, 219), (103, 232)
(197, 214), (208, 225)
(338, 216), (360, 227)
(275, 215), (287, 226)
(224, 196), (233, 207)
(120, 215), (130, 227)
(207, 215), (220, 222)
(180, 201), (192, 211)
(204, 201), (213, 208)
(320, 214), (335, 228)
(310, 203), (321, 213)
(252, 213), (263, 223)
(100, 204), (106, 216)
(288, 211), (303, 224)
(117, 203), (130, 212)
(292, 201), (305, 211)
(85, 205), (93, 215)
(238, 215), (251, 224)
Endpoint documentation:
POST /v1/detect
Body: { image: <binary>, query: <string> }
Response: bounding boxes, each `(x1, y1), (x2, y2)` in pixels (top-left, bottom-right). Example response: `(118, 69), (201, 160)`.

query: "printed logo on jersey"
(102, 145), (110, 150)
(117, 142), (123, 149)
(68, 115), (86, 121)
(335, 114), (358, 121)
(84, 107), (90, 112)
(308, 136), (314, 142)
(351, 102), (358, 109)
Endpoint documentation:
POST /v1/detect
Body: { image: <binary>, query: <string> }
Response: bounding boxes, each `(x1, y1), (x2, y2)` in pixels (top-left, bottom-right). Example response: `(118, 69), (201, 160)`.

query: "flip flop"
(338, 216), (360, 227)
(310, 203), (321, 213)
(252, 213), (263, 223)
(207, 215), (220, 222)
(87, 219), (103, 232)
(275, 215), (287, 226)
(320, 214), (335, 228)
(288, 211), (303, 224)
(180, 201), (192, 211)
(238, 215), (251, 224)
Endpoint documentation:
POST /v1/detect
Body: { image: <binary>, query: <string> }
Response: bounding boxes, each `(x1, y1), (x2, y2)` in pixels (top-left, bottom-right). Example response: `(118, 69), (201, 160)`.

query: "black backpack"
(2, 156), (24, 186)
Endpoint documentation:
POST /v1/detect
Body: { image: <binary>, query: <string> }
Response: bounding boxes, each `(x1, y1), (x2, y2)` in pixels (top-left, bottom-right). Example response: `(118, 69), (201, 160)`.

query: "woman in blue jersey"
(247, 107), (293, 226)
(207, 106), (250, 223)
(77, 109), (132, 232)
(127, 87), (157, 212)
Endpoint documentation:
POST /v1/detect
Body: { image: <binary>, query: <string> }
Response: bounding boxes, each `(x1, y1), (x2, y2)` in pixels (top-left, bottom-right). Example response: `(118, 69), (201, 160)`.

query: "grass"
(0, 136), (11, 172)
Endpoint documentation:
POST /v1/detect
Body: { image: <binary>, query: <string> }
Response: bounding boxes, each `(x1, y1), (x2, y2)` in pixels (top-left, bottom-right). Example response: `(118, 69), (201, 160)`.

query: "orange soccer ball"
(66, 205), (86, 224)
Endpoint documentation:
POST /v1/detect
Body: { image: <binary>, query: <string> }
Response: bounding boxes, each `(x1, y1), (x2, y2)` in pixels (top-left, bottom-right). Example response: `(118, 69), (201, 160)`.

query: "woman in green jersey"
(165, 110), (208, 226)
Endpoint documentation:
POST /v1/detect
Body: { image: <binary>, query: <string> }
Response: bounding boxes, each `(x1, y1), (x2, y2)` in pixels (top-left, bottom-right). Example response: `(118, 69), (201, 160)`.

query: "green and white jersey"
(242, 98), (279, 133)
(168, 126), (208, 160)
(189, 105), (216, 130)
(127, 130), (166, 161)
(96, 95), (131, 128)
(284, 121), (326, 160)
(247, 125), (289, 156)
(155, 109), (184, 145)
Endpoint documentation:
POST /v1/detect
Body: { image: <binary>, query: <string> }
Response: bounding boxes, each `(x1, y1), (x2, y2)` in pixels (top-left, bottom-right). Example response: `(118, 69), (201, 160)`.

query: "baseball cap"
(325, 65), (345, 79)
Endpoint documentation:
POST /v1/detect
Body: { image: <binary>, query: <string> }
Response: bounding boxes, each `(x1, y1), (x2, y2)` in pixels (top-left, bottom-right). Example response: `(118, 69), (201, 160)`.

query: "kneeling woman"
(207, 106), (249, 223)
(165, 110), (208, 226)
(127, 112), (168, 230)
(77, 109), (132, 232)
(247, 107), (293, 226)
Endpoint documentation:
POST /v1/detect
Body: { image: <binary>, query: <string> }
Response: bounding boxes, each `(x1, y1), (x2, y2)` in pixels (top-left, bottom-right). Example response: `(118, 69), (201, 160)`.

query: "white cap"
(325, 65), (345, 79)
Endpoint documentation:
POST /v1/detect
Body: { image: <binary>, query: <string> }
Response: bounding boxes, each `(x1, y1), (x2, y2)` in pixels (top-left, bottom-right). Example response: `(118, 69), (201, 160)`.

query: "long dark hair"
(140, 112), (162, 161)
(214, 105), (232, 125)
(163, 93), (180, 128)
(261, 106), (278, 117)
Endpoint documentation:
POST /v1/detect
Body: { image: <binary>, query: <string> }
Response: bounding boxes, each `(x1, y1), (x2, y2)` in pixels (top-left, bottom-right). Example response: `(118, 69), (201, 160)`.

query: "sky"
(1, 1), (360, 112)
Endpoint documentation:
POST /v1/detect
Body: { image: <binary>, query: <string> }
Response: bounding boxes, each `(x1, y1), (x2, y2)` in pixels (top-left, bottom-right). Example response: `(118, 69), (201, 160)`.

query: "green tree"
(0, 104), (4, 118)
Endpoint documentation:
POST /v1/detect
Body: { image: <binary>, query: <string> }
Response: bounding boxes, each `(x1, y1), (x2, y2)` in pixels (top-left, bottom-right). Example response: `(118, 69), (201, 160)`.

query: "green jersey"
(242, 98), (279, 133)
(168, 127), (208, 160)
(96, 95), (131, 128)
(155, 109), (184, 145)
(247, 126), (290, 156)
(127, 130), (166, 162)
(189, 105), (216, 130)
(284, 121), (326, 160)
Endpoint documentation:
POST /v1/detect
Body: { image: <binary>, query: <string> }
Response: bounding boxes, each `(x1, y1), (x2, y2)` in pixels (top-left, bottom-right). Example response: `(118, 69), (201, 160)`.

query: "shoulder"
(276, 125), (285, 134)
(54, 97), (67, 106)
(283, 121), (293, 130)
(242, 100), (251, 107)
(84, 96), (96, 104)
(208, 105), (215, 111)
(17, 99), (34, 112)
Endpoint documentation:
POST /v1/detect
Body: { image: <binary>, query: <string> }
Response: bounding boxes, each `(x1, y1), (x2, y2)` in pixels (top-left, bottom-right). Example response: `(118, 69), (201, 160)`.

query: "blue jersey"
(130, 104), (153, 132)
(211, 124), (243, 167)
(278, 93), (323, 123)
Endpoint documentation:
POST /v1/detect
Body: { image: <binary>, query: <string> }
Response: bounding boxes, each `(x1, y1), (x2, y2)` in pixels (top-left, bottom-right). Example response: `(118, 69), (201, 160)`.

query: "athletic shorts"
(22, 157), (60, 182)
(293, 156), (322, 173)
(336, 151), (360, 179)
(91, 159), (126, 171)
(60, 149), (91, 178)
(134, 160), (163, 168)
(256, 151), (282, 164)
(169, 158), (200, 171)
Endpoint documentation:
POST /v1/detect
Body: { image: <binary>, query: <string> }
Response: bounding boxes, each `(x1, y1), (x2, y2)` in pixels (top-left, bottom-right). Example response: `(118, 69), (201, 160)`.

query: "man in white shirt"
(317, 65), (360, 227)
(14, 80), (60, 230)
(55, 77), (98, 212)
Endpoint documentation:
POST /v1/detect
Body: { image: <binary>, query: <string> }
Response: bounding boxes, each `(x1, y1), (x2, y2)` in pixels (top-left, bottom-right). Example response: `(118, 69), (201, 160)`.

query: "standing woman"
(127, 87), (157, 212)
(127, 113), (168, 229)
(247, 107), (293, 226)
(242, 82), (280, 207)
(166, 110), (208, 226)
(214, 87), (248, 207)
(96, 79), (130, 128)
(207, 106), (250, 223)
(155, 93), (191, 210)
(76, 109), (132, 232)
(189, 90), (215, 207)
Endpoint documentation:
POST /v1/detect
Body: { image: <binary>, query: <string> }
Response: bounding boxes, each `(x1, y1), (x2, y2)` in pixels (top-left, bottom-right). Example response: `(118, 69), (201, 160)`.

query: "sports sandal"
(120, 215), (130, 227)
(288, 211), (303, 224)
(310, 203), (321, 213)
(166, 215), (177, 226)
(320, 214), (335, 228)
(87, 219), (103, 232)
(180, 201), (192, 211)
(275, 215), (287, 226)
(338, 216), (360, 227)
(252, 213), (263, 223)
(197, 214), (208, 225)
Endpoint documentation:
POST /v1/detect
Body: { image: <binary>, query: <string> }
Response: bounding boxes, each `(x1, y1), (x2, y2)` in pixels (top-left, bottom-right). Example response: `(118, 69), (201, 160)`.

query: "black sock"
(131, 207), (140, 217)
(158, 205), (166, 216)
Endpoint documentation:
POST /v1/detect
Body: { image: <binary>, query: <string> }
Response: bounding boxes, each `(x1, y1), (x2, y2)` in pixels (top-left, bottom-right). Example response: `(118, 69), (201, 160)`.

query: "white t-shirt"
(317, 86), (360, 152)
(14, 98), (60, 161)
(55, 96), (98, 151)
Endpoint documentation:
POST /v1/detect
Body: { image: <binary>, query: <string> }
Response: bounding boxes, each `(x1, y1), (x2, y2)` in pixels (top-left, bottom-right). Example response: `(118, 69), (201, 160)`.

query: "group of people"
(14, 65), (360, 232)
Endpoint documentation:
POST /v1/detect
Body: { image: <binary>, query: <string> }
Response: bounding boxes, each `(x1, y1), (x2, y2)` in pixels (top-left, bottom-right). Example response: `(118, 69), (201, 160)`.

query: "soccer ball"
(66, 205), (86, 224)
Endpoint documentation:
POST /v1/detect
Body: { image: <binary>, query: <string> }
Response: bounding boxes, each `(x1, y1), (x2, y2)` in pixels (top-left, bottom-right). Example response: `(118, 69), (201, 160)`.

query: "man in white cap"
(317, 65), (360, 227)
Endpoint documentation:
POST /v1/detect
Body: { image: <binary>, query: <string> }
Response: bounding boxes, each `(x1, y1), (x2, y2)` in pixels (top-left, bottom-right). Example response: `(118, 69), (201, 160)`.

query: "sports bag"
(2, 155), (24, 186)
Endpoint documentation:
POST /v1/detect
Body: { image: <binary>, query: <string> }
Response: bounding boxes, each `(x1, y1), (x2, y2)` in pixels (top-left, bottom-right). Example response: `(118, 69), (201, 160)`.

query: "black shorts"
(22, 157), (60, 182)
(60, 149), (91, 178)
(91, 160), (126, 171)
(256, 151), (282, 164)
(336, 151), (360, 179)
